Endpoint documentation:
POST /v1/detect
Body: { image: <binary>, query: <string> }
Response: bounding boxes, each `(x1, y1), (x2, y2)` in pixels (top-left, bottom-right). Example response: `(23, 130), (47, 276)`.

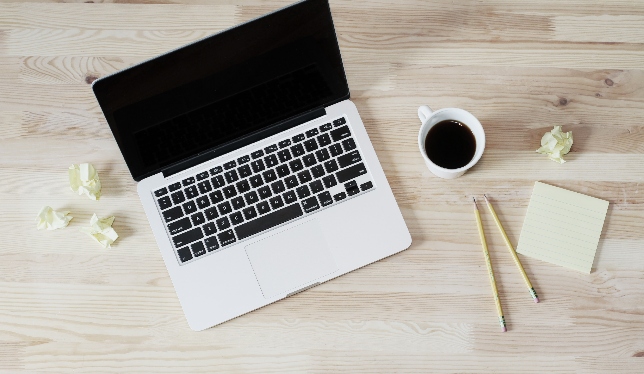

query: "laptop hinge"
(161, 107), (327, 179)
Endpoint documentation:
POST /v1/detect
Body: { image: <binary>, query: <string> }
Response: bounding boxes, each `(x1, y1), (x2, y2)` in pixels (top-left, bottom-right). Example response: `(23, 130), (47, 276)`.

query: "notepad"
(516, 182), (609, 273)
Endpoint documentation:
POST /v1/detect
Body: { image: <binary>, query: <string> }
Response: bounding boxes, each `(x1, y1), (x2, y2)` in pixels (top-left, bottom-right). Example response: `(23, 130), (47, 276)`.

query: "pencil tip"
(484, 194), (489, 203)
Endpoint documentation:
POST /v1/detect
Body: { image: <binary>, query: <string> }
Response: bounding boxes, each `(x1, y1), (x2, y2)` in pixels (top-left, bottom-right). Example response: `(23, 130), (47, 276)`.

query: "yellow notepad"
(516, 182), (609, 273)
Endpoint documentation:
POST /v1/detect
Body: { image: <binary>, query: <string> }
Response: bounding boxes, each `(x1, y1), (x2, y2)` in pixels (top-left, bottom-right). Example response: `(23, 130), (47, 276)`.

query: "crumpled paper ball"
(36, 206), (72, 230)
(81, 214), (119, 248)
(536, 126), (573, 163)
(69, 163), (101, 200)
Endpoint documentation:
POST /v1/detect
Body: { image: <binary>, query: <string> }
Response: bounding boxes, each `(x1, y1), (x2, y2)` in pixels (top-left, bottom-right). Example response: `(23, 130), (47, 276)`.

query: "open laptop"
(92, 0), (411, 330)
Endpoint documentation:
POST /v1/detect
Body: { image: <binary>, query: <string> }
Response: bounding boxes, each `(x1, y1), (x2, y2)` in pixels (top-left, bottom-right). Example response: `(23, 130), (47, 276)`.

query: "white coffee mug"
(417, 105), (485, 179)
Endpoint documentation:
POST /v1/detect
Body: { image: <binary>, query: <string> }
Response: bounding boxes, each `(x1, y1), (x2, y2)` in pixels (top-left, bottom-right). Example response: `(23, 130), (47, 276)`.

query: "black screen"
(93, 0), (349, 181)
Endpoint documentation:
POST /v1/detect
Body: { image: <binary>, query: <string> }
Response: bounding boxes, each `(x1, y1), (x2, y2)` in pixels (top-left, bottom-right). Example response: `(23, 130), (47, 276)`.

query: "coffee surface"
(424, 120), (476, 169)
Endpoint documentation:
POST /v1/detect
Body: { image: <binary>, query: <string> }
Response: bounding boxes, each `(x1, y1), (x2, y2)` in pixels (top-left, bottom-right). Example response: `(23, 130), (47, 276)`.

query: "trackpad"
(245, 220), (337, 299)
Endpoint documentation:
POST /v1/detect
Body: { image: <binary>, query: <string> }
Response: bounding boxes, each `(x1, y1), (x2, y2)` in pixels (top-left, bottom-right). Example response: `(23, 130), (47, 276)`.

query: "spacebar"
(235, 203), (304, 240)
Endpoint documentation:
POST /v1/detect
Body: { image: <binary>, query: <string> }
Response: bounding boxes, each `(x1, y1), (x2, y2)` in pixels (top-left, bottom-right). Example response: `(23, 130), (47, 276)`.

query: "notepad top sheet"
(516, 181), (609, 273)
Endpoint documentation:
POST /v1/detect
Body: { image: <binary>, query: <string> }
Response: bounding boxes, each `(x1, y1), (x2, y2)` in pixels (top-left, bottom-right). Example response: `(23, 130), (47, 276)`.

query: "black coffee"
(424, 120), (476, 169)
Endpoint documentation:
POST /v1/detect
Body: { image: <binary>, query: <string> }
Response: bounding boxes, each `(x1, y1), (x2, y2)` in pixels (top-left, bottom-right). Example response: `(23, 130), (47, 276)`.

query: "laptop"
(92, 0), (411, 330)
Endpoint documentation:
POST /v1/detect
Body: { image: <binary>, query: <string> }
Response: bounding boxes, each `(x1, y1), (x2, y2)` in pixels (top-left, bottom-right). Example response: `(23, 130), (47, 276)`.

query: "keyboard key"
(264, 144), (278, 154)
(218, 230), (236, 246)
(324, 159), (339, 173)
(257, 201), (271, 215)
(303, 154), (317, 167)
(209, 190), (224, 204)
(223, 185), (237, 198)
(191, 212), (205, 226)
(296, 185), (311, 199)
(304, 139), (318, 152)
(168, 217), (192, 235)
(330, 126), (351, 142)
(249, 174), (264, 188)
(158, 196), (172, 210)
(277, 149), (292, 163)
(317, 133), (331, 147)
(235, 203), (303, 240)
(292, 133), (305, 143)
(336, 163), (367, 183)
(333, 117), (347, 126)
(315, 148), (330, 162)
(306, 128), (319, 138)
(237, 155), (250, 164)
(237, 179), (251, 193)
(269, 195), (284, 209)
(279, 139), (292, 148)
(176, 201), (195, 219)
(251, 150), (264, 159)
(311, 165), (325, 178)
(251, 159), (265, 173)
(205, 237), (219, 252)
(230, 211), (244, 225)
(231, 196), (245, 210)
(318, 191), (333, 206)
(334, 192), (347, 201)
(173, 227), (203, 248)
(177, 247), (193, 262)
(185, 185), (199, 199)
(329, 143), (343, 156)
(263, 169), (277, 183)
(360, 181), (373, 191)
(196, 195), (210, 209)
(243, 206), (257, 220)
(265, 154), (278, 167)
(347, 186), (360, 196)
(258, 186), (272, 200)
(198, 180), (212, 194)
(271, 180), (286, 194)
(337, 150), (362, 168)
(298, 170), (312, 184)
(210, 166), (222, 175)
(276, 164), (290, 178)
(205, 207), (219, 220)
(224, 160), (236, 170)
(342, 138), (356, 151)
(196, 171), (209, 181)
(224, 170), (238, 183)
(301, 197), (320, 213)
(211, 175), (225, 188)
(203, 222), (217, 236)
(310, 180), (324, 193)
(320, 122), (333, 132)
(169, 182), (181, 192)
(163, 206), (184, 222)
(216, 216), (230, 230)
(283, 190), (297, 204)
(171, 191), (186, 204)
(291, 143), (305, 157)
(322, 174), (337, 188)
(182, 177), (195, 186)
(285, 175), (299, 189)
(218, 201), (232, 215)
(154, 187), (168, 197)
(289, 158), (304, 172)
(238, 164), (252, 178)
(245, 191), (259, 205)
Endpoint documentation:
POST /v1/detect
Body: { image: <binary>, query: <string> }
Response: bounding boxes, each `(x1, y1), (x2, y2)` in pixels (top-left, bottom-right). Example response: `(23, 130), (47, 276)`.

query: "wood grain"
(1, 0), (643, 372)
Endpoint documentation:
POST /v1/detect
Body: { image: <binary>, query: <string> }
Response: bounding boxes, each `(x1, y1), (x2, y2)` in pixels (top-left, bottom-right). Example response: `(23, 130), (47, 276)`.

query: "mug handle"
(418, 105), (433, 123)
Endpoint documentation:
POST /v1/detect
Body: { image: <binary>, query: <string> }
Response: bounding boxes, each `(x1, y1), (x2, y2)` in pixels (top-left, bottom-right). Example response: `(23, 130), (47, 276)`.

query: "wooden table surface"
(1, 0), (643, 372)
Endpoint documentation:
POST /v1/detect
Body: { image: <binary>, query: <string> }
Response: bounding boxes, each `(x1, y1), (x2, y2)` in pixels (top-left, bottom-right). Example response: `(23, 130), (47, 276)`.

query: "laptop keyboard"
(153, 115), (375, 265)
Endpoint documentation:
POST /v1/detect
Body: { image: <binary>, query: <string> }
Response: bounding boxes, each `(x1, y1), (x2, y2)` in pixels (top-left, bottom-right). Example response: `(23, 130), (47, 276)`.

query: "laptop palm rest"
(245, 220), (337, 299)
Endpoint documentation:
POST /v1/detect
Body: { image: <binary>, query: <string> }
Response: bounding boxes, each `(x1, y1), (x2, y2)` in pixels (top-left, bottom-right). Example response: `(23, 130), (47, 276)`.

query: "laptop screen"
(93, 0), (349, 181)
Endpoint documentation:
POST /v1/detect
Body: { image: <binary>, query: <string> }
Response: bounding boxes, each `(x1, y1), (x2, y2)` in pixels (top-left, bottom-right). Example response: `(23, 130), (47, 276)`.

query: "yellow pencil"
(473, 197), (507, 332)
(484, 194), (540, 303)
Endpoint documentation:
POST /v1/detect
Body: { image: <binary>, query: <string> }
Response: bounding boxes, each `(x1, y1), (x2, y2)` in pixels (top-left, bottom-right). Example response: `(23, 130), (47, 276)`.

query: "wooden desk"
(1, 0), (643, 372)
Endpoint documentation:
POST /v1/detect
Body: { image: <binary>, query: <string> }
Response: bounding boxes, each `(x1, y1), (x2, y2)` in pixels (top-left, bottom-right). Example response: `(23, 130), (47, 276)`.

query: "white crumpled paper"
(36, 206), (72, 230)
(69, 163), (101, 200)
(536, 126), (573, 163)
(81, 214), (119, 248)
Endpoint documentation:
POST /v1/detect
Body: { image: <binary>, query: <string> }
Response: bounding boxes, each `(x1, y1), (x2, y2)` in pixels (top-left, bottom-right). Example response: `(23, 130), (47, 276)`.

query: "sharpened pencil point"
(472, 197), (478, 210)
(484, 194), (490, 203)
